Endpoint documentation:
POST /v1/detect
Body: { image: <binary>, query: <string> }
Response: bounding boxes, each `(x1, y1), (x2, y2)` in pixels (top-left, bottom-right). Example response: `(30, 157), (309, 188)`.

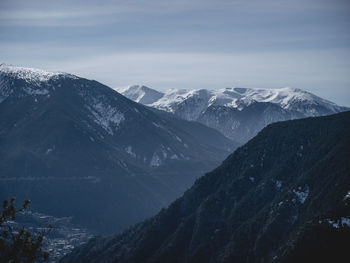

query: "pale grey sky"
(1, 0), (349, 106)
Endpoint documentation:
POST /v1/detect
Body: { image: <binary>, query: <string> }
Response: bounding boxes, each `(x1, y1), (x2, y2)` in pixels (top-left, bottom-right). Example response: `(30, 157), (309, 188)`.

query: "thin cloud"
(0, 0), (349, 105)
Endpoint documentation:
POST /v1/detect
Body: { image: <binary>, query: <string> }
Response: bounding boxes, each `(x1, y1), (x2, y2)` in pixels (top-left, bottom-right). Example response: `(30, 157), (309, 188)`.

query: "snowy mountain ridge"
(119, 85), (348, 143)
(118, 85), (343, 118)
(0, 64), (78, 103)
(0, 63), (76, 83)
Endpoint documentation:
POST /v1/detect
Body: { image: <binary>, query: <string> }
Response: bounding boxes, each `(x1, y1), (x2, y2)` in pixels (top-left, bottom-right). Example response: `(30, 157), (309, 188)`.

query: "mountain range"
(0, 64), (237, 234)
(61, 111), (350, 263)
(118, 85), (348, 143)
(2, 64), (349, 262)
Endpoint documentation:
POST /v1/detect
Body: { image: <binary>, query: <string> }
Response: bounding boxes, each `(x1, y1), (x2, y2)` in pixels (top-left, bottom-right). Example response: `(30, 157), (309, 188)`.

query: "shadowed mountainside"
(0, 65), (237, 234)
(61, 111), (350, 263)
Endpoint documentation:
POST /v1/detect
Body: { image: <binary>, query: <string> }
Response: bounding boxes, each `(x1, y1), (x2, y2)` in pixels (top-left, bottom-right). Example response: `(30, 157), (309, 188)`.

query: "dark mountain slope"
(0, 65), (237, 234)
(61, 111), (350, 263)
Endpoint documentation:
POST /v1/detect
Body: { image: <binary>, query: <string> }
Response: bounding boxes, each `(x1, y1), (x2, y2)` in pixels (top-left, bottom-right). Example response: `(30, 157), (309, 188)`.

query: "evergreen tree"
(0, 198), (50, 263)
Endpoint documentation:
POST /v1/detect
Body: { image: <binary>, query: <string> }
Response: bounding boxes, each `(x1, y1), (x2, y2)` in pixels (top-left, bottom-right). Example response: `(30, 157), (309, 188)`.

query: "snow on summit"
(0, 64), (73, 83)
(116, 85), (163, 105)
(0, 64), (78, 85)
(120, 86), (345, 117)
(0, 64), (76, 103)
(120, 85), (348, 143)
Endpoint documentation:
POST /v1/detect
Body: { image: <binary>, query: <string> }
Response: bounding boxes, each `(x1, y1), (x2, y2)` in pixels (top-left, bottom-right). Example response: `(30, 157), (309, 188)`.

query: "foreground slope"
(0, 64), (236, 234)
(62, 111), (350, 263)
(119, 86), (348, 143)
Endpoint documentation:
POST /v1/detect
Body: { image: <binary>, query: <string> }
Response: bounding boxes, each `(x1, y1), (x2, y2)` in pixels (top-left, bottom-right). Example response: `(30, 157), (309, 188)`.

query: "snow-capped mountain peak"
(0, 64), (76, 83)
(116, 85), (164, 105)
(213, 87), (339, 111)
(121, 85), (343, 116)
(120, 85), (348, 143)
(0, 64), (79, 103)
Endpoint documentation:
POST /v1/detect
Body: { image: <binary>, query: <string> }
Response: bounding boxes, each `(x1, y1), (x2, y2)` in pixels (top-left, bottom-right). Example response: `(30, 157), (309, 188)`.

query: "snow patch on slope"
(125, 146), (136, 157)
(344, 190), (350, 201)
(293, 185), (309, 204)
(23, 86), (49, 96)
(88, 100), (125, 135)
(150, 153), (162, 167)
(320, 217), (350, 228)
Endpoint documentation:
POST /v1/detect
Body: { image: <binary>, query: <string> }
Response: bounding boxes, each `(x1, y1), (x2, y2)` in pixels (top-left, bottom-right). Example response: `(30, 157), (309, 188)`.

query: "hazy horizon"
(1, 0), (350, 106)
